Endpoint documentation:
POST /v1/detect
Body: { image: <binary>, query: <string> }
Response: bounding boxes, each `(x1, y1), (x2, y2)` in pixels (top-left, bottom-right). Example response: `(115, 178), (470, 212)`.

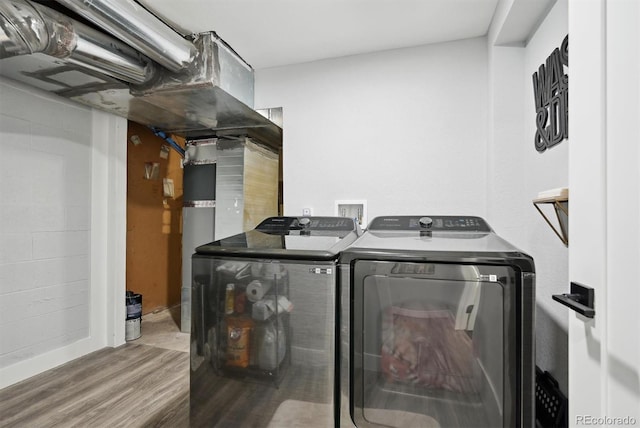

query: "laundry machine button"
(419, 217), (433, 228)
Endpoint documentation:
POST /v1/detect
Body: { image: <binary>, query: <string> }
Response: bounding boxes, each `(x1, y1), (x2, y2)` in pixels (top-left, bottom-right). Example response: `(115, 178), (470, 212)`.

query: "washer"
(190, 216), (361, 427)
(339, 215), (535, 428)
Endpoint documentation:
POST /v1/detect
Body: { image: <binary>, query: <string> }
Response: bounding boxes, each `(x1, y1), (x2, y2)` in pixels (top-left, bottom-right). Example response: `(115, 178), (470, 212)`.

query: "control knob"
(419, 217), (433, 229)
(299, 217), (311, 227)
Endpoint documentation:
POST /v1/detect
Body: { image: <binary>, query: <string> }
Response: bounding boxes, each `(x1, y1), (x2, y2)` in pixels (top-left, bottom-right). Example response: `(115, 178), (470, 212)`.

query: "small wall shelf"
(533, 188), (569, 246)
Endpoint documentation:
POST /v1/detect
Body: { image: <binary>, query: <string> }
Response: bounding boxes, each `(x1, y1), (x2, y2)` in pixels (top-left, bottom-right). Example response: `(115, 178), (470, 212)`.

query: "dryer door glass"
(352, 261), (517, 428)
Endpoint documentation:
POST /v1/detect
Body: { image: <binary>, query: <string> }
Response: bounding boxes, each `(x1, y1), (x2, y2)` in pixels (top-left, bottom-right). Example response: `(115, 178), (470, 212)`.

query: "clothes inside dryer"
(357, 262), (511, 428)
(374, 265), (484, 393)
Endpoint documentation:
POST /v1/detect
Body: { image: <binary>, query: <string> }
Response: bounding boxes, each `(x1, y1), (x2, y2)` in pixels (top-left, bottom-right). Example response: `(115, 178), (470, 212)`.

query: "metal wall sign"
(532, 34), (569, 153)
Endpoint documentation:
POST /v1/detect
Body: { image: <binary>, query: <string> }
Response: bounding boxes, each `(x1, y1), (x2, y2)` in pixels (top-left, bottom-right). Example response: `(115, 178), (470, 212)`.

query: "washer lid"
(194, 216), (361, 260)
(341, 215), (534, 271)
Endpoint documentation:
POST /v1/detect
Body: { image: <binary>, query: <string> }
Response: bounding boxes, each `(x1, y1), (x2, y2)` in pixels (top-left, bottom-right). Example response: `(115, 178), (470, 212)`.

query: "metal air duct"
(0, 0), (153, 84)
(0, 0), (282, 150)
(53, 0), (196, 72)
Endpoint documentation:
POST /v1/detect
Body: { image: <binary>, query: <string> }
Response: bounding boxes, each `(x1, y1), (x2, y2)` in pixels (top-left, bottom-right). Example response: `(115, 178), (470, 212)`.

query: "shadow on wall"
(536, 303), (568, 395)
(579, 316), (640, 399)
(608, 351), (640, 399)
(538, 302), (640, 402)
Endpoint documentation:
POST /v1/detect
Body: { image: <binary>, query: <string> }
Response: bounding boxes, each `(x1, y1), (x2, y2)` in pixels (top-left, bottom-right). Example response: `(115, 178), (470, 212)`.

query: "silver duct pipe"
(54, 0), (196, 72)
(0, 1), (278, 149)
(0, 0), (49, 58)
(65, 22), (153, 84)
(0, 0), (153, 84)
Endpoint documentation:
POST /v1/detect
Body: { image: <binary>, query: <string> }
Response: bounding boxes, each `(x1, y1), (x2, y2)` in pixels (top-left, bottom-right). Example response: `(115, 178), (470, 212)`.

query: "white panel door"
(568, 0), (640, 425)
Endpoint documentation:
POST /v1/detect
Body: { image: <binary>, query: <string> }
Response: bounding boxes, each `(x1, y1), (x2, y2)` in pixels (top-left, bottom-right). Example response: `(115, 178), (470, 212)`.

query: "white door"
(569, 0), (640, 425)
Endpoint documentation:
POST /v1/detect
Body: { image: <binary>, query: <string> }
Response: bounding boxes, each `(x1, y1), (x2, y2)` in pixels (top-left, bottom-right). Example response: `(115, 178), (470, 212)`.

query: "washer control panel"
(368, 216), (491, 232)
(256, 216), (357, 232)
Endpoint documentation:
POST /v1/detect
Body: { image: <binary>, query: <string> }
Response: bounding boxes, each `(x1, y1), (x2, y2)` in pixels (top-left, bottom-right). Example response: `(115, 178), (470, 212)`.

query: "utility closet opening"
(126, 121), (184, 318)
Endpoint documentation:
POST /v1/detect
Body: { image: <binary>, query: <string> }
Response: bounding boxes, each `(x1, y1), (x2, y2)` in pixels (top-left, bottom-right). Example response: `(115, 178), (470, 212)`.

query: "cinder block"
(0, 234), (32, 264)
(32, 231), (89, 260)
(33, 256), (89, 288)
(0, 114), (30, 148)
(0, 261), (36, 293)
(30, 206), (65, 232)
(65, 205), (90, 231)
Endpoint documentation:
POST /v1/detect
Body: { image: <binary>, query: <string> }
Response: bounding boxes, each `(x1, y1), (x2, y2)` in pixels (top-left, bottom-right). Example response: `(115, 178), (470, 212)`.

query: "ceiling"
(136, 0), (501, 70)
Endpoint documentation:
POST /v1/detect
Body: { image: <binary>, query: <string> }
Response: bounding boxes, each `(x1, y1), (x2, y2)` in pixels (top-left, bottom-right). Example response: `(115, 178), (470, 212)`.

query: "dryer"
(190, 216), (361, 427)
(338, 215), (535, 428)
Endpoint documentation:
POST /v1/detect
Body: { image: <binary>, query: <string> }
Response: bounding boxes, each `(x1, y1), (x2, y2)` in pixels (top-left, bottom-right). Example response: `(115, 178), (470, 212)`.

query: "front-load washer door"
(191, 256), (338, 427)
(350, 260), (520, 428)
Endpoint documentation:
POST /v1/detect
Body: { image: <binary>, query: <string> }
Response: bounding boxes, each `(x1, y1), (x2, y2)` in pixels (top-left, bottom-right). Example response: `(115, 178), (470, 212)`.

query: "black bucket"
(125, 291), (142, 341)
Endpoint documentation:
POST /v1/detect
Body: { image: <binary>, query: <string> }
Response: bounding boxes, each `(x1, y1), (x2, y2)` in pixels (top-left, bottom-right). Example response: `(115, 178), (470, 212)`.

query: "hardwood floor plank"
(0, 344), (189, 428)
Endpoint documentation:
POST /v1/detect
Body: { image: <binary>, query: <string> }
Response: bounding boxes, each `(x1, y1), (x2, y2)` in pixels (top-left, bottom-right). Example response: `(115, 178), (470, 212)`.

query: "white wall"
(0, 77), (126, 388)
(256, 37), (489, 220)
(0, 79), (92, 368)
(522, 0), (569, 393)
(257, 10), (569, 394)
(487, 0), (569, 394)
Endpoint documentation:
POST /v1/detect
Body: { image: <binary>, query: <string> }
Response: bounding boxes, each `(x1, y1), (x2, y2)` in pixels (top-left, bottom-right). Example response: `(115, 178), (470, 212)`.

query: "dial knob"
(419, 217), (433, 229)
(299, 217), (311, 227)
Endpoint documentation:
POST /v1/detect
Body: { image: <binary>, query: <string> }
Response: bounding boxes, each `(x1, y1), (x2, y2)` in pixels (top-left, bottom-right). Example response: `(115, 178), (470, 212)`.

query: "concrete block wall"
(0, 78), (93, 369)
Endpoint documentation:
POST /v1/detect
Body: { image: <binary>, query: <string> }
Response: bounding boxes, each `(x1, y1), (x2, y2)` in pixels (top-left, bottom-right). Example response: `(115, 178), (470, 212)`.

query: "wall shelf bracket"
(533, 188), (568, 246)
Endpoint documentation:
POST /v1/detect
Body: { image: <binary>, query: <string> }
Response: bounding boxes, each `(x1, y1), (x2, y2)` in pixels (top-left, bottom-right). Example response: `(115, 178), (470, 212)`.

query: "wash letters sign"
(532, 34), (568, 153)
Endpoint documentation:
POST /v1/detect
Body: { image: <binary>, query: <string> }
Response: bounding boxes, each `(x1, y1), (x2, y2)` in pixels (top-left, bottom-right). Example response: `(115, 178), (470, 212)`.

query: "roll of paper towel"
(246, 280), (273, 302)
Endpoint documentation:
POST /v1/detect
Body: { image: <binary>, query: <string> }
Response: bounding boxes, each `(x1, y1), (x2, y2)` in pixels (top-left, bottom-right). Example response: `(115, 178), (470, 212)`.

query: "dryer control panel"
(368, 216), (492, 232)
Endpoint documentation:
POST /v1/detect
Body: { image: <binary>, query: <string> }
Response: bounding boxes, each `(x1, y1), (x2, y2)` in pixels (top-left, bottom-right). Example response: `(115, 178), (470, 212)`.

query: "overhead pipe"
(0, 0), (49, 59)
(64, 21), (154, 84)
(0, 0), (154, 84)
(53, 0), (197, 73)
(150, 127), (185, 158)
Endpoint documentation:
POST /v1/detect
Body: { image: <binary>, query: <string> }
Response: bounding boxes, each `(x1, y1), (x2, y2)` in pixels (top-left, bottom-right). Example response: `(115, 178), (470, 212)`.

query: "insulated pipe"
(54, 0), (196, 72)
(66, 21), (153, 84)
(150, 127), (185, 158)
(0, 0), (49, 58)
(0, 0), (153, 84)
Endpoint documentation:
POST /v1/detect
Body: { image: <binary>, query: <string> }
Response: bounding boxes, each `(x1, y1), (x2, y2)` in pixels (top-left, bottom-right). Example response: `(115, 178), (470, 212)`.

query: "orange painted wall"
(126, 122), (183, 314)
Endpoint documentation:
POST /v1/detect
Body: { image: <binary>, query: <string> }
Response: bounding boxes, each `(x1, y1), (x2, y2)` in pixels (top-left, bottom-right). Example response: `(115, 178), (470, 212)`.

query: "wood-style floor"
(0, 308), (190, 428)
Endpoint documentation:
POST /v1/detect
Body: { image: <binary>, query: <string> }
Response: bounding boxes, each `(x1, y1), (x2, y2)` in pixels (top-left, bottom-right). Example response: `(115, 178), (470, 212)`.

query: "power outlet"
(302, 208), (312, 216)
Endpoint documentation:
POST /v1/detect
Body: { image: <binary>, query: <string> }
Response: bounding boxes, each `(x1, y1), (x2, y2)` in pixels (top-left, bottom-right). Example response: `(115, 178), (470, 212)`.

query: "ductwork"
(0, 0), (282, 150)
(53, 0), (196, 73)
(0, 0), (153, 84)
